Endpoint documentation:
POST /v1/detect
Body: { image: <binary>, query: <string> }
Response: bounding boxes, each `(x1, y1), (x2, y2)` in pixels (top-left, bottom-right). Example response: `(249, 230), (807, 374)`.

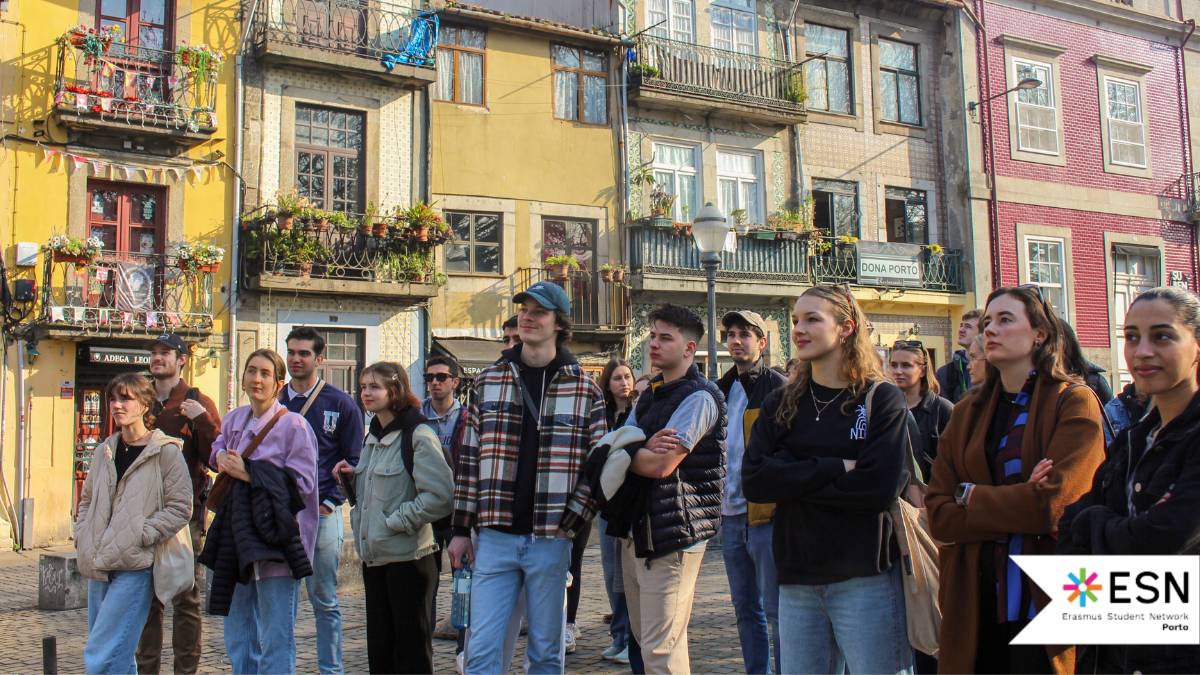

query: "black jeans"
(567, 520), (592, 624)
(363, 554), (438, 674)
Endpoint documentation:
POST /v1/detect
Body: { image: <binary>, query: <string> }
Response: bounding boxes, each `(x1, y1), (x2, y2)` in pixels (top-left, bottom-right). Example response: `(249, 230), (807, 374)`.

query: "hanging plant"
(176, 43), (226, 77)
(63, 25), (123, 64)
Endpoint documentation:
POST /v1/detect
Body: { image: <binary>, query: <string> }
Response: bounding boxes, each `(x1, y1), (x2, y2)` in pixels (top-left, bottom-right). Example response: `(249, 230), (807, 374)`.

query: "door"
(96, 0), (173, 102)
(1112, 248), (1160, 389)
(86, 181), (168, 313)
(313, 328), (365, 409)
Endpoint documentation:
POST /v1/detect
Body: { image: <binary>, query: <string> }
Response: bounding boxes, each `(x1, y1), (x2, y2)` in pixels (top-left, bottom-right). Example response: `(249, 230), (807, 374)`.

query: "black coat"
(1059, 390), (1200, 673)
(1084, 360), (1115, 405)
(199, 459), (313, 616)
(909, 390), (953, 481)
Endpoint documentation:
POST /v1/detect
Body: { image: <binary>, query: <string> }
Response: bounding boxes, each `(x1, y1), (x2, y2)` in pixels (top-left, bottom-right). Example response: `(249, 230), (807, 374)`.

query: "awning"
(432, 337), (505, 377)
(1112, 243), (1161, 258)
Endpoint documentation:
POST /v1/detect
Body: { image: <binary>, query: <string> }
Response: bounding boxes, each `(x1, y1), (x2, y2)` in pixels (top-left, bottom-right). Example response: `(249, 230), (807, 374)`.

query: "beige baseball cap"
(721, 310), (769, 337)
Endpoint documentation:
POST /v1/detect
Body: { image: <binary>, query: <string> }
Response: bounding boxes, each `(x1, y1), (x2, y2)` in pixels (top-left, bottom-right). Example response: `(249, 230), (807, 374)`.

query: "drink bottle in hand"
(451, 555), (472, 629)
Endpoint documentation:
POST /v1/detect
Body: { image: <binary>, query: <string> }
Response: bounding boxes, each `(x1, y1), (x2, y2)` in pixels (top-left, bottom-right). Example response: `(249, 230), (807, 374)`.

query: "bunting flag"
(42, 146), (56, 163)
(98, 97), (112, 113)
(146, 76), (156, 90)
(50, 307), (64, 322)
(76, 93), (88, 109)
(102, 62), (115, 78)
(168, 76), (179, 91)
(119, 166), (130, 180)
(70, 155), (85, 172)
(146, 312), (158, 327)
(209, 112), (218, 128)
(171, 168), (184, 181)
(53, 91), (64, 105)
(165, 312), (179, 325)
(189, 166), (204, 182)
(97, 309), (109, 325)
(91, 160), (107, 177)
(124, 71), (137, 91)
(143, 168), (154, 182)
(95, 268), (109, 282)
(122, 311), (133, 326)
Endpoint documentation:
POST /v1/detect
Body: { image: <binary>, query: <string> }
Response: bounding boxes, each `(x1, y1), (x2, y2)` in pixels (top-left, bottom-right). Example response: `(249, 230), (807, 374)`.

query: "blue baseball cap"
(513, 281), (571, 314)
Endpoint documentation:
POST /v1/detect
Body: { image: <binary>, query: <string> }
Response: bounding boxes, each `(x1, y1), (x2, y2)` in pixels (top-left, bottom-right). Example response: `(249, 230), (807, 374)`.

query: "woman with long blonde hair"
(742, 285), (914, 675)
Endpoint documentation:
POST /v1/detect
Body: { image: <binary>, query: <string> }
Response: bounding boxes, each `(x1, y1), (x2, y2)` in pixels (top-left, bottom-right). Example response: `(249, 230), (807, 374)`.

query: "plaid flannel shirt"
(451, 354), (608, 538)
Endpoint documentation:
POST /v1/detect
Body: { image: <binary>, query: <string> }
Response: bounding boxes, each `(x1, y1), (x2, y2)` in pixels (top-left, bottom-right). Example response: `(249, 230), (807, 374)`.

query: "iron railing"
(629, 226), (811, 282)
(53, 37), (221, 132)
(253, 0), (433, 64)
(629, 34), (806, 110)
(1166, 172), (1200, 216)
(516, 268), (629, 331)
(40, 249), (216, 333)
(811, 247), (966, 293)
(240, 224), (441, 283)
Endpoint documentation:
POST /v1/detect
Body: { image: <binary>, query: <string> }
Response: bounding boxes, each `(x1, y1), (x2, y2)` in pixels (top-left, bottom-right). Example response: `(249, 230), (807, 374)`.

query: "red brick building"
(967, 0), (1197, 388)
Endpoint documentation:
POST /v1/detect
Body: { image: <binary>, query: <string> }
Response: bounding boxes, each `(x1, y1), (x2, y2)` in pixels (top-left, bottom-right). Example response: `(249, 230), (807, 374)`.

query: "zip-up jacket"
(717, 358), (786, 526)
(936, 349), (971, 403)
(451, 345), (607, 538)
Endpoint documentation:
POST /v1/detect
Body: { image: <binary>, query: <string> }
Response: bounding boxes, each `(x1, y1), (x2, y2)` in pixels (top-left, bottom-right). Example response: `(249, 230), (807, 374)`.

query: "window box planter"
(52, 252), (90, 265)
(649, 215), (672, 228)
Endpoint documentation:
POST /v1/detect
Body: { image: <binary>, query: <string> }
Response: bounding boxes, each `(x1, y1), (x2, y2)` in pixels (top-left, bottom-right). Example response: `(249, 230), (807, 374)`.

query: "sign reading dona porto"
(1011, 555), (1200, 645)
(855, 241), (923, 288)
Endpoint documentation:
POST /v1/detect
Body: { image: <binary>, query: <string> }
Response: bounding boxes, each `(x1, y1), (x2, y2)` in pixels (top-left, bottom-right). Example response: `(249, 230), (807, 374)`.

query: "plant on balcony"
(176, 241), (225, 276)
(779, 71), (808, 105)
(273, 189), (308, 230)
(648, 189), (676, 227)
(600, 263), (629, 283)
(730, 209), (750, 235)
(63, 24), (123, 64)
(435, 272), (450, 287)
(399, 200), (442, 242)
(47, 234), (104, 264)
(328, 211), (355, 234)
(628, 63), (661, 78)
(176, 44), (225, 77)
(284, 234), (329, 278)
(404, 251), (435, 283)
(546, 255), (580, 280)
(925, 244), (944, 258)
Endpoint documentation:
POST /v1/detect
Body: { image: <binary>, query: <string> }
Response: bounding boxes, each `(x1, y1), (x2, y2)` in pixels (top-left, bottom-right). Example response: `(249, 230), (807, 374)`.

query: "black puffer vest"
(631, 365), (727, 560)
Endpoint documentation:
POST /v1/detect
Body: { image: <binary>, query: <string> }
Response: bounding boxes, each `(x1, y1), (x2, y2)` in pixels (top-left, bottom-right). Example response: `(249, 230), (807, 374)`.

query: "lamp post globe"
(692, 202), (726, 379)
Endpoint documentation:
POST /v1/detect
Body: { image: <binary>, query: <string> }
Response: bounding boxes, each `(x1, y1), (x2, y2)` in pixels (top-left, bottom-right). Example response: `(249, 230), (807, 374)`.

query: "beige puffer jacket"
(74, 429), (193, 581)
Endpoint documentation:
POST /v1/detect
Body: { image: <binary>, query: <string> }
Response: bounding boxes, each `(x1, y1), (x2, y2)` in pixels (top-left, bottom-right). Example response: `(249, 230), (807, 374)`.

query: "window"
(98, 0), (171, 50)
(1105, 77), (1146, 168)
(295, 104), (365, 214)
(553, 45), (607, 125)
(543, 220), (596, 270)
(651, 143), (699, 221)
(717, 151), (762, 227)
(804, 24), (851, 114)
(712, 1), (755, 54)
(435, 25), (485, 105)
(647, 0), (694, 43)
(1014, 59), (1058, 154)
(87, 180), (166, 253)
(1025, 236), (1067, 320)
(312, 328), (365, 410)
(812, 178), (858, 239)
(884, 187), (927, 244)
(445, 212), (501, 275)
(878, 39), (920, 125)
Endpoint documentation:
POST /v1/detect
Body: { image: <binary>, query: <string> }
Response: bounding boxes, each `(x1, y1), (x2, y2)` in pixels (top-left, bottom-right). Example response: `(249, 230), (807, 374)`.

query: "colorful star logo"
(1063, 568), (1103, 607)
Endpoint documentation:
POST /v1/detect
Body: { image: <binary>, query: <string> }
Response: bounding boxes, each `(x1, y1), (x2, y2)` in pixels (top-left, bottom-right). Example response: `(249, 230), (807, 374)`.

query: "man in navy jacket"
(281, 326), (364, 675)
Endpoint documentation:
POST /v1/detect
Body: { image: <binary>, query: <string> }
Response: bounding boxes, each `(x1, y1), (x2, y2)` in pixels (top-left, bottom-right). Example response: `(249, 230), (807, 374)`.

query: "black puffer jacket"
(199, 459), (313, 615)
(1059, 390), (1200, 673)
(629, 365), (727, 560)
(909, 389), (953, 481)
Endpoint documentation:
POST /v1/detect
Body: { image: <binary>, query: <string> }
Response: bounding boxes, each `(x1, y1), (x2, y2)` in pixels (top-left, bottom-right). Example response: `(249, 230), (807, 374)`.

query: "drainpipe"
(1179, 20), (1196, 289)
(966, 0), (1000, 289)
(13, 340), (24, 548)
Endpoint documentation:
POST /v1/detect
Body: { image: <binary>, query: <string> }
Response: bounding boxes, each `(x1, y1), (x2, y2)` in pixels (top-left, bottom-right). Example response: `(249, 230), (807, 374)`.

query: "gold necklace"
(811, 388), (844, 422)
(123, 428), (152, 446)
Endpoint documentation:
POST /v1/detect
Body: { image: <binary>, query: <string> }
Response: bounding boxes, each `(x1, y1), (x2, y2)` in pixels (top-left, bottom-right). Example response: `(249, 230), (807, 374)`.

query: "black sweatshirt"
(742, 381), (909, 585)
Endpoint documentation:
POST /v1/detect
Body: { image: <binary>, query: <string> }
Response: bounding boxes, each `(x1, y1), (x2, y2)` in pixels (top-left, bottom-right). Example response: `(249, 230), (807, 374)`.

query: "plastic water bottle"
(451, 555), (472, 629)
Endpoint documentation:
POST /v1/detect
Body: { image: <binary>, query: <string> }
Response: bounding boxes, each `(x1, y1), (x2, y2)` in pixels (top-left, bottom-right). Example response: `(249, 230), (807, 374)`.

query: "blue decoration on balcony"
(380, 12), (438, 71)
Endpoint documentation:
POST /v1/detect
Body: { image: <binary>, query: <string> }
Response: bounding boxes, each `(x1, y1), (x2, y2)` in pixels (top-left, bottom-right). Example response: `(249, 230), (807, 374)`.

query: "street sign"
(856, 241), (924, 288)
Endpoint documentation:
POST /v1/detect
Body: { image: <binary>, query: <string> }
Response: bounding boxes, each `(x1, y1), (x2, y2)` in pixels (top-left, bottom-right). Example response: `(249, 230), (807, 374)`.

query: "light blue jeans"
(722, 513), (779, 675)
(305, 505), (344, 675)
(779, 564), (913, 675)
(225, 575), (302, 675)
(465, 528), (571, 675)
(86, 567), (155, 675)
(598, 515), (629, 650)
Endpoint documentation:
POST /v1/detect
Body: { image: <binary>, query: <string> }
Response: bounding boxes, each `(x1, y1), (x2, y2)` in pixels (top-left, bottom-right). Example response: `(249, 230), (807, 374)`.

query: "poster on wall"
(116, 261), (154, 312)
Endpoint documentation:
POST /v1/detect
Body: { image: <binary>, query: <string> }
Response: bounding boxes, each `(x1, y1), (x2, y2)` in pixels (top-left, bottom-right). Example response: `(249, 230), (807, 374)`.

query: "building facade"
(0, 0), (238, 546)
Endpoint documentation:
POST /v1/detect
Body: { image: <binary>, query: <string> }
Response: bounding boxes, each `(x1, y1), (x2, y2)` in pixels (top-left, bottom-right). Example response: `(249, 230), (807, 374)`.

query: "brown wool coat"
(926, 378), (1105, 675)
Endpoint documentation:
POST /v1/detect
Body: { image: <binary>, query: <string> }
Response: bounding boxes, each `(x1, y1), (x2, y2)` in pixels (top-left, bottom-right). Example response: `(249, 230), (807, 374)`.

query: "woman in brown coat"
(927, 286), (1106, 674)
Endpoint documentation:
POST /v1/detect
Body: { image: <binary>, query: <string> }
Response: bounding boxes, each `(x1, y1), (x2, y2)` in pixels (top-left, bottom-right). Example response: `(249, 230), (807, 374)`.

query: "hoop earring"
(1034, 341), (1043, 349)
(840, 337), (846, 345)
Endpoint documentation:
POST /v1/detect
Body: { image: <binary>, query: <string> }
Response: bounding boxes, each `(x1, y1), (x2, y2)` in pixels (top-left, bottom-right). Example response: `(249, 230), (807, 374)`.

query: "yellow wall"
(429, 24), (619, 334)
(0, 0), (240, 546)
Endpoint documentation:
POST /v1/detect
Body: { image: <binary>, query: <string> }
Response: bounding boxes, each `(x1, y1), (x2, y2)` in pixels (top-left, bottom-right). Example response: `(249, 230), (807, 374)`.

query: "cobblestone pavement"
(0, 542), (746, 674)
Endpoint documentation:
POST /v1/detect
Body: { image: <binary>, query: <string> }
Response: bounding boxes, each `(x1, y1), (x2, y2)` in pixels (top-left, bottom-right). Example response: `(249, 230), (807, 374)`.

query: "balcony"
(1173, 172), (1200, 223)
(628, 226), (965, 295)
(37, 250), (216, 340)
(515, 268), (628, 337)
(239, 225), (441, 300)
(52, 37), (221, 147)
(252, 0), (437, 87)
(627, 35), (807, 126)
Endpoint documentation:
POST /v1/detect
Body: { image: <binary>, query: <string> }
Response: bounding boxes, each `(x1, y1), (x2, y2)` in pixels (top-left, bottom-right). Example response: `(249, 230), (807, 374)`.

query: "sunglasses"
(892, 340), (926, 351)
(423, 373), (454, 383)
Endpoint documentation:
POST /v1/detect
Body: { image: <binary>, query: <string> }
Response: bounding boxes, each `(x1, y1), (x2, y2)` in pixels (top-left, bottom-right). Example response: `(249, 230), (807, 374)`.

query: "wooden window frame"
(445, 211), (503, 276)
(86, 179), (168, 254)
(97, 0), (173, 50)
(435, 23), (487, 107)
(877, 38), (921, 126)
(804, 23), (853, 115)
(294, 103), (367, 214)
(551, 44), (609, 126)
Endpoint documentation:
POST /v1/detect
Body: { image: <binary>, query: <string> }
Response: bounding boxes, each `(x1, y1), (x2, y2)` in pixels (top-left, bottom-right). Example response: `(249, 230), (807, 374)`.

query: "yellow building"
(0, 0), (238, 547)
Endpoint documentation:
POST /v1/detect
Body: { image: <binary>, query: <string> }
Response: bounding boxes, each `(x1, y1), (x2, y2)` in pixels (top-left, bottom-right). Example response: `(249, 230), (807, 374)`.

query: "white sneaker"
(456, 651), (465, 675)
(602, 642), (623, 660)
(613, 647), (630, 664)
(565, 623), (578, 654)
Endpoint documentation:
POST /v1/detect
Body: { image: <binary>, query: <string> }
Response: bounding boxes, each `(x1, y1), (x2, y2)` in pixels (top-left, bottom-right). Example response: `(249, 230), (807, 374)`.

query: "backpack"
(864, 382), (942, 656)
(399, 420), (455, 534)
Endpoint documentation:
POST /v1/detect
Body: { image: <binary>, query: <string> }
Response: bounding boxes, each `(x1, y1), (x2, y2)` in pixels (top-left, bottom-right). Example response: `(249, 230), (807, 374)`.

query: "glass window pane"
(92, 190), (119, 221)
(297, 106), (311, 123)
(476, 245), (500, 273)
(827, 60), (850, 113)
(330, 130), (346, 148)
(553, 45), (580, 68)
(583, 75), (606, 124)
(451, 213), (472, 241)
(805, 24), (848, 59)
(678, 174), (696, 219)
(445, 243), (470, 272)
(332, 155), (346, 178)
(880, 39), (916, 71)
(314, 108), (330, 126)
(834, 193), (857, 238)
(312, 127), (328, 146)
(805, 60), (828, 111)
(719, 178), (738, 218)
(555, 70), (578, 120)
(439, 26), (456, 46)
(460, 28), (485, 49)
(295, 125), (311, 144)
(100, 0), (127, 17)
(741, 181), (759, 224)
(582, 51), (605, 72)
(475, 214), (500, 243)
(654, 171), (675, 198)
(459, 52), (483, 104)
(297, 152), (312, 174)
(880, 71), (898, 121)
(898, 74), (919, 124)
(332, 112), (346, 129)
(139, 26), (164, 50)
(311, 153), (325, 175)
(435, 49), (455, 100)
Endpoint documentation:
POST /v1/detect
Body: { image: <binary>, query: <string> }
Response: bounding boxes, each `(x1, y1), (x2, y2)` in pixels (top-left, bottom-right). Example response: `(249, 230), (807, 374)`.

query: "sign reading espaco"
(855, 241), (924, 288)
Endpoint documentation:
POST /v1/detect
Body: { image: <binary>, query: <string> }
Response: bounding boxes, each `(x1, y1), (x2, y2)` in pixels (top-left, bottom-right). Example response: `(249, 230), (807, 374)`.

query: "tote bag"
(153, 451), (195, 605)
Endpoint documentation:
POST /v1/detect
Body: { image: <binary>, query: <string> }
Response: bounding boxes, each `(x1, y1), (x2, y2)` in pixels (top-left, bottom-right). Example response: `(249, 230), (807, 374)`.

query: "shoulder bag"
(153, 448), (195, 605)
(206, 408), (289, 508)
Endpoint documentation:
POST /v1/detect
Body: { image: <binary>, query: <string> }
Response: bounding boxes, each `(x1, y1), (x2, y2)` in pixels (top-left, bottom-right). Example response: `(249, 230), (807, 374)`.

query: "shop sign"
(60, 380), (74, 399)
(856, 241), (924, 288)
(1170, 271), (1190, 288)
(88, 347), (151, 366)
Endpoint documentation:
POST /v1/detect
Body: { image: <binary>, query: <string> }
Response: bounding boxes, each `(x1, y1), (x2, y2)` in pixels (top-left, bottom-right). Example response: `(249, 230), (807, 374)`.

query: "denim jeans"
(225, 575), (302, 675)
(722, 513), (779, 675)
(305, 505), (344, 675)
(779, 564), (913, 675)
(598, 516), (629, 650)
(86, 567), (155, 675)
(465, 528), (571, 675)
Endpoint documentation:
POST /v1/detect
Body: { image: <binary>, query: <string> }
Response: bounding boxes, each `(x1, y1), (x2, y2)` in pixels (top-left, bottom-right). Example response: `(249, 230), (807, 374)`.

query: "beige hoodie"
(74, 429), (193, 581)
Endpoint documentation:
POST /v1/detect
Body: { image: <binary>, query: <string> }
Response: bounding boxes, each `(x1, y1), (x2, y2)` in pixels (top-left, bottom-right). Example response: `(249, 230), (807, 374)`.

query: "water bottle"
(451, 555), (472, 629)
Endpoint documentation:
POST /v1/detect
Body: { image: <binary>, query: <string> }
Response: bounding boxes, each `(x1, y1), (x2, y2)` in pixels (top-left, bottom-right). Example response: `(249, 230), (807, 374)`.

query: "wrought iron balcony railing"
(629, 34), (807, 111)
(39, 249), (217, 335)
(53, 37), (221, 133)
(240, 223), (442, 285)
(811, 247), (966, 293)
(516, 267), (628, 332)
(253, 0), (433, 65)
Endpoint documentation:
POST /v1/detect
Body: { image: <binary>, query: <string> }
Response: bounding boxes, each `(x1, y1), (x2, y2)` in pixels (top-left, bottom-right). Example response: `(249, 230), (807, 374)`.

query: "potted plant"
(627, 63), (661, 79)
(925, 243), (944, 259)
(612, 263), (628, 283)
(648, 189), (676, 228)
(64, 25), (123, 64)
(328, 211), (354, 234)
(730, 209), (750, 236)
(546, 255), (580, 280)
(47, 234), (104, 264)
(274, 188), (303, 230)
(403, 200), (440, 242)
(313, 209), (330, 233)
(176, 241), (225, 275)
(291, 236), (327, 278)
(600, 263), (616, 282)
(428, 215), (452, 245)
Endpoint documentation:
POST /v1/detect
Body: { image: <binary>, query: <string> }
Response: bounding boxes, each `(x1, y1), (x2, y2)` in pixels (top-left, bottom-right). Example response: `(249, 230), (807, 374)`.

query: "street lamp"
(692, 202), (728, 379)
(967, 77), (1041, 112)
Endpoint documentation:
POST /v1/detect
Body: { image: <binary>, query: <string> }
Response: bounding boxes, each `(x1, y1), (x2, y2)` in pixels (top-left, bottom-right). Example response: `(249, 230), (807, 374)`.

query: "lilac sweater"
(211, 400), (319, 579)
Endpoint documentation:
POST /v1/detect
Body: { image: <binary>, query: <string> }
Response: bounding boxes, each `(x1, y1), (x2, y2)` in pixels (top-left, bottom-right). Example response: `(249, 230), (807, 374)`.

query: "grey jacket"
(75, 429), (193, 581)
(351, 422), (453, 566)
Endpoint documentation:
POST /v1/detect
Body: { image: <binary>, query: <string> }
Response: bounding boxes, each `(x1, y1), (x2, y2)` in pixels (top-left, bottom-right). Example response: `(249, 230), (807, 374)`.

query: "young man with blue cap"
(447, 281), (608, 675)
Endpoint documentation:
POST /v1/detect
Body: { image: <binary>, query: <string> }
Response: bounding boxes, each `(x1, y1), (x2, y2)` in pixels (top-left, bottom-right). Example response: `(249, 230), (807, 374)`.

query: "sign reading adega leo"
(855, 241), (923, 288)
(88, 347), (152, 366)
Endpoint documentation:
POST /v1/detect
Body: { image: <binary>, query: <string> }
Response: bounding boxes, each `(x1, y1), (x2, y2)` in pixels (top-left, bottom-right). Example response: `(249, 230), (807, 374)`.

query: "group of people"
(72, 277), (1200, 675)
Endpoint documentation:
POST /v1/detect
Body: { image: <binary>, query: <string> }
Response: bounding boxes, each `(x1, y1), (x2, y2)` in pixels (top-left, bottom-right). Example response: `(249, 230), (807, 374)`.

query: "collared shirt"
(421, 397), (463, 450)
(287, 380), (320, 401)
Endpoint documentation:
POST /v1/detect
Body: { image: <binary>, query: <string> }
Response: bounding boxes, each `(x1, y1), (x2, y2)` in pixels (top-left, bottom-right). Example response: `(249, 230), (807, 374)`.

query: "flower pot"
(299, 262), (313, 278)
(414, 225), (429, 242)
(372, 223), (388, 238)
(68, 32), (87, 47)
(409, 272), (427, 283)
(674, 225), (692, 236)
(550, 264), (571, 280)
(178, 260), (220, 274)
(277, 214), (294, 230)
(315, 219), (329, 233)
(358, 222), (372, 235)
(601, 269), (614, 282)
(780, 231), (799, 241)
(613, 269), (626, 282)
(53, 251), (89, 265)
